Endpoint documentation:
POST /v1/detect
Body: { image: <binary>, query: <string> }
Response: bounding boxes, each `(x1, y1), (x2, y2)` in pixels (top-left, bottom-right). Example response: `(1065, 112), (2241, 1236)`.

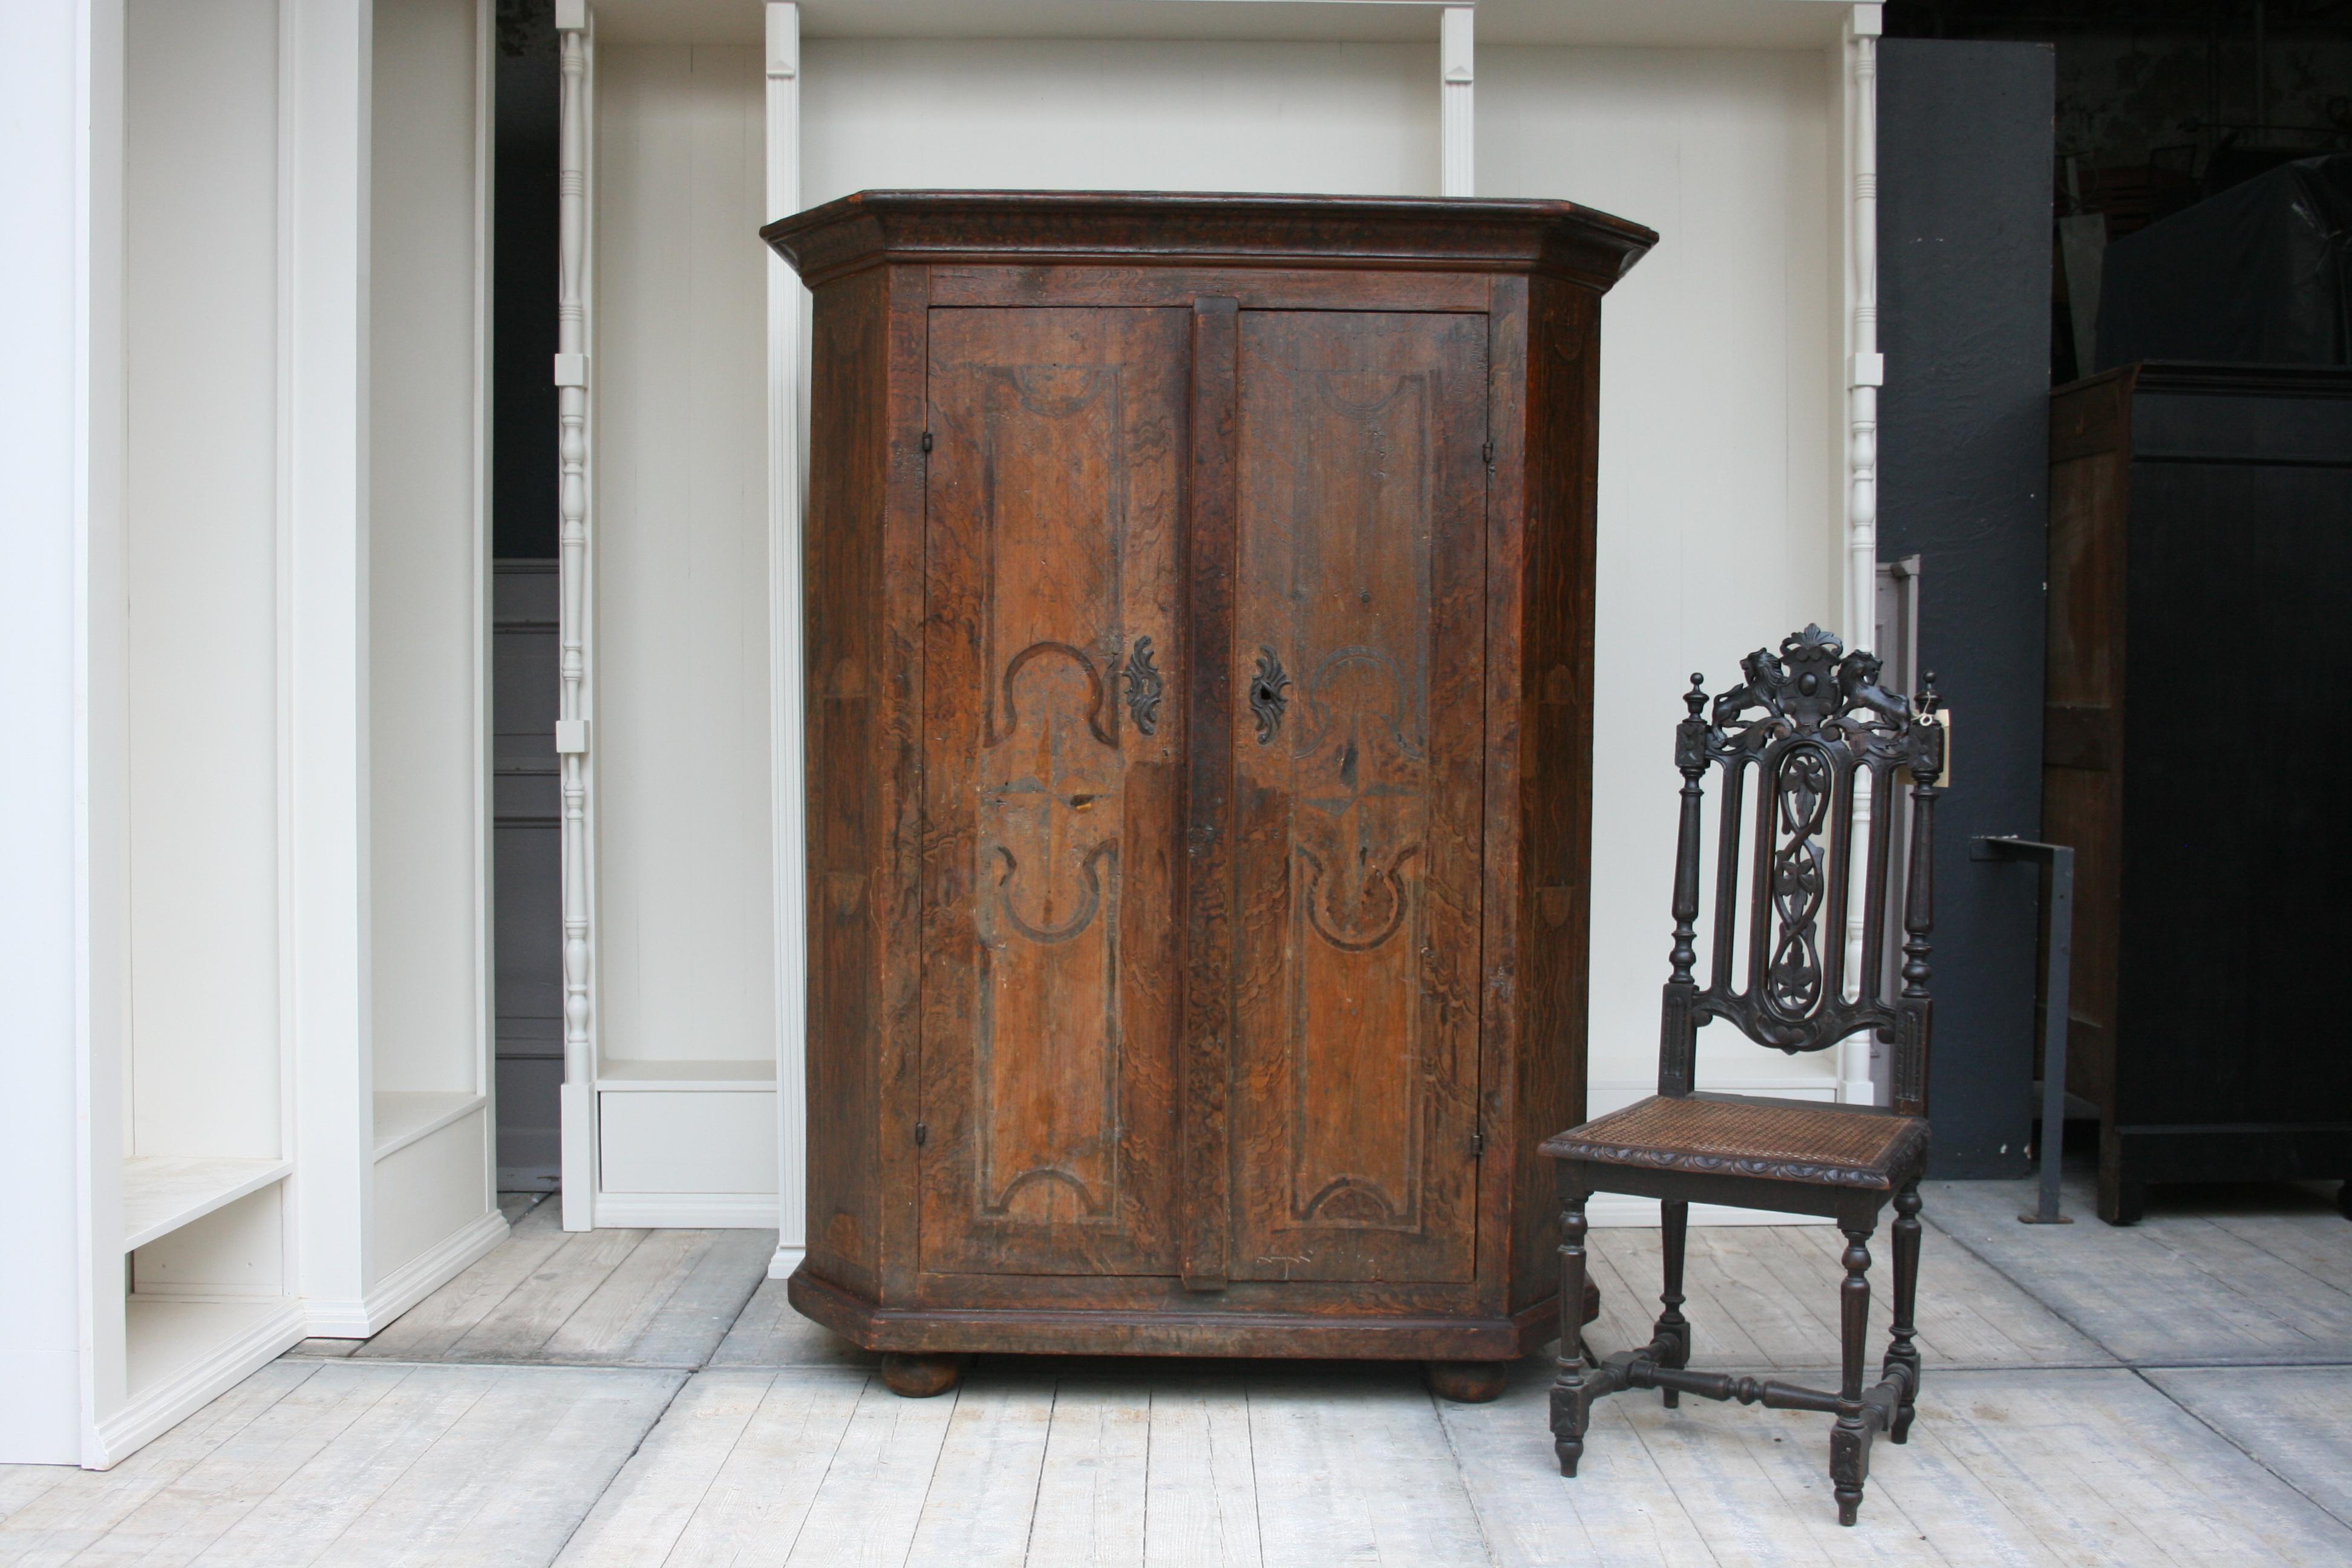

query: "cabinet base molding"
(791, 1266), (1576, 1363)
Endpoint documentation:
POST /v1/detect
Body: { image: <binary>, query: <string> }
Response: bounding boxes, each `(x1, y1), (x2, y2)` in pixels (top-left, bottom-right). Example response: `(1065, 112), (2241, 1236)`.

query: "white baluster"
(555, 0), (597, 1226)
(765, 0), (808, 1281)
(1440, 7), (1474, 198)
(1842, 5), (1884, 1105)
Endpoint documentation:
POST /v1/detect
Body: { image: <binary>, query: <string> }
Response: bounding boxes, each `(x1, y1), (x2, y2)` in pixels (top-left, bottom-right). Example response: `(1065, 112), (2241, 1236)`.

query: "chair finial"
(1684, 673), (1707, 719)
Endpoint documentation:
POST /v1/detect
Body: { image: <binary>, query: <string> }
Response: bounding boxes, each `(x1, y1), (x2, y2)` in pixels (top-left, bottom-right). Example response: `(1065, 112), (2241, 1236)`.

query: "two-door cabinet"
(764, 192), (1655, 1397)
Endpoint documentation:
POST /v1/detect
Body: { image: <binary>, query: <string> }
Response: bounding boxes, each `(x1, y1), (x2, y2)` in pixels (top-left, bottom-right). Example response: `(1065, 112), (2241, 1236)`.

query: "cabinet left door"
(918, 307), (1190, 1279)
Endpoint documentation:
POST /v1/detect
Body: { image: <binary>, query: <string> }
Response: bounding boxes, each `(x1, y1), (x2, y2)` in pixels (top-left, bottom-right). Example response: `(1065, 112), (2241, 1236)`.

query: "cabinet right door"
(1226, 309), (1490, 1285)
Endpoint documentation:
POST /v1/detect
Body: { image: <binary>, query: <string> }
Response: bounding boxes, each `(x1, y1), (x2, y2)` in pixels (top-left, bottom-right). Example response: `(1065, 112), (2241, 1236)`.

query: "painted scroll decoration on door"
(973, 363), (1127, 1227)
(1281, 367), (1435, 1234)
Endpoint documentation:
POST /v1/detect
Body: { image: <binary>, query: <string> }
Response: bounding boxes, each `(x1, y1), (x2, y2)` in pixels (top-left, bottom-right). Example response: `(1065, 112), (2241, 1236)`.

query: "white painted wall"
(1481, 45), (1844, 1118)
(801, 38), (1438, 201)
(595, 44), (778, 1068)
(125, 0), (285, 1162)
(370, 0), (488, 1102)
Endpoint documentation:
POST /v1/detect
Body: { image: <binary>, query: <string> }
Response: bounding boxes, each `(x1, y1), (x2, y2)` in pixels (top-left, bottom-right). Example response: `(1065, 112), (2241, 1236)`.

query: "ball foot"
(1424, 1361), (1508, 1403)
(880, 1351), (968, 1398)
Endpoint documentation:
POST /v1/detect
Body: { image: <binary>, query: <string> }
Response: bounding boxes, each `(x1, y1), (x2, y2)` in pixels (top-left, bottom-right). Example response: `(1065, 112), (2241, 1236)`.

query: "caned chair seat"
(1543, 1093), (1930, 1193)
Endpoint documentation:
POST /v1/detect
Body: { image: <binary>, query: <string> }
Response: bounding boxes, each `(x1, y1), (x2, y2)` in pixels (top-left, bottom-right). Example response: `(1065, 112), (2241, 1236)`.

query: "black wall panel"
(1878, 39), (2054, 1177)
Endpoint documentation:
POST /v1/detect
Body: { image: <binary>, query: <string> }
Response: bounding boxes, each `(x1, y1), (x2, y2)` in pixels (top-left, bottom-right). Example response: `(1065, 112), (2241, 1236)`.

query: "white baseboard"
(766, 1243), (805, 1280)
(1587, 1194), (1831, 1228)
(301, 1208), (511, 1339)
(87, 1301), (307, 1469)
(593, 1191), (779, 1229)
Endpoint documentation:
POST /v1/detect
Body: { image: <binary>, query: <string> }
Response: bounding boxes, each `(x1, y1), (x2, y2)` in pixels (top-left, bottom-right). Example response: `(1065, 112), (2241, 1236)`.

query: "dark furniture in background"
(1545, 625), (1946, 1528)
(765, 190), (1654, 1399)
(1877, 37), (2054, 1177)
(2044, 363), (2352, 1224)
(2097, 157), (2352, 372)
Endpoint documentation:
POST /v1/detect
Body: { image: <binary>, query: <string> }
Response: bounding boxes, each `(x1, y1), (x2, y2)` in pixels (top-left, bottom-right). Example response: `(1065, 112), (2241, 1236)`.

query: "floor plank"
(777, 1375), (958, 1566)
(619, 1228), (777, 1368)
(709, 1278), (880, 1369)
(18, 1189), (2351, 1567)
(1141, 1378), (1263, 1568)
(1446, 1356), (2352, 1567)
(0, 1361), (322, 1559)
(1247, 1367), (1492, 1567)
(1927, 1174), (2352, 1366)
(442, 1227), (649, 1362)
(1025, 1379), (1152, 1568)
(353, 1198), (572, 1362)
(2, 1364), (679, 1568)
(903, 1380), (1056, 1568)
(2147, 1366), (2352, 1532)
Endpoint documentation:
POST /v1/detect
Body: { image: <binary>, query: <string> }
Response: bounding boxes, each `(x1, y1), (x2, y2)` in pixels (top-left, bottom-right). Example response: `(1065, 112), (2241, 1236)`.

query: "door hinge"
(1470, 1128), (1485, 1158)
(920, 430), (933, 453)
(915, 1120), (929, 1146)
(1481, 440), (1495, 466)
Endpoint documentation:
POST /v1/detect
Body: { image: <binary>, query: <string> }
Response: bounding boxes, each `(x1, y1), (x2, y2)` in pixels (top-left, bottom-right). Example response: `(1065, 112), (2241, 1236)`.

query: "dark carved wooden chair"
(1542, 624), (1945, 1527)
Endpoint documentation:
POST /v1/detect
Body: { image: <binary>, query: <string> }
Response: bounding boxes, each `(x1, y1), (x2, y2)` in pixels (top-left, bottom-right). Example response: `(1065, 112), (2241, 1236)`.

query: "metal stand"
(1971, 836), (2075, 1224)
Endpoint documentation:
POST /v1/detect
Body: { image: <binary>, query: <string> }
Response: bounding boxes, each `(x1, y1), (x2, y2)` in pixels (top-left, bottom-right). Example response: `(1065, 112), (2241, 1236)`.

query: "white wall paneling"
(0, 0), (506, 1466)
(1480, 41), (1847, 1181)
(0, 0), (123, 1463)
(799, 37), (1442, 201)
(763, 0), (808, 1279)
(111, 0), (306, 1461)
(353, 0), (505, 1311)
(590, 28), (780, 1228)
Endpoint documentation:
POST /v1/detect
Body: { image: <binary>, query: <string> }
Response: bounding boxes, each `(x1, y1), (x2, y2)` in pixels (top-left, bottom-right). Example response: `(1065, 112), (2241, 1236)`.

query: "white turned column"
(1439, 7), (1474, 197)
(555, 0), (598, 1228)
(1841, 3), (1884, 1105)
(765, 0), (808, 1281)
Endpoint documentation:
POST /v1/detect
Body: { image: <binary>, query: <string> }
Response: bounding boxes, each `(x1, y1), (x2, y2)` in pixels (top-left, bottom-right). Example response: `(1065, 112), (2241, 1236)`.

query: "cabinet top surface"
(763, 188), (1657, 289)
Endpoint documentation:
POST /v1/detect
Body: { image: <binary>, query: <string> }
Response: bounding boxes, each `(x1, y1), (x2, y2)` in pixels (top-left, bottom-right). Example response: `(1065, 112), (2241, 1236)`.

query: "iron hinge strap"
(920, 430), (933, 453)
(915, 1120), (929, 1146)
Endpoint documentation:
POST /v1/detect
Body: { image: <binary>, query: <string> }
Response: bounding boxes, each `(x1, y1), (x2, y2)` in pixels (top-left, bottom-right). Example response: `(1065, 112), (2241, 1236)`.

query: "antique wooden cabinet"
(765, 192), (1655, 1394)
(2045, 363), (2352, 1225)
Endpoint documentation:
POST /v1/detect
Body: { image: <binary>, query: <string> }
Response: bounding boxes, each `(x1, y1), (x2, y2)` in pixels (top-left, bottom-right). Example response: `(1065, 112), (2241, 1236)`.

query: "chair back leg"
(1655, 1199), (1691, 1407)
(1550, 1194), (1592, 1477)
(1831, 1226), (1875, 1526)
(1886, 1183), (1923, 1442)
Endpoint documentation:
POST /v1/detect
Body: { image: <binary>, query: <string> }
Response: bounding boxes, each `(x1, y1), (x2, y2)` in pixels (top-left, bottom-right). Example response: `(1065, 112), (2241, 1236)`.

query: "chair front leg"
(1831, 1224), (1874, 1527)
(1884, 1183), (1922, 1442)
(1551, 1191), (1593, 1477)
(1655, 1198), (1691, 1407)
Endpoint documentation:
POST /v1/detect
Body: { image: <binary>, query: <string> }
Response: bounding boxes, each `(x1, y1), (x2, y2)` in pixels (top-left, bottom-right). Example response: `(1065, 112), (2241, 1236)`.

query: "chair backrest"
(1658, 624), (1945, 1118)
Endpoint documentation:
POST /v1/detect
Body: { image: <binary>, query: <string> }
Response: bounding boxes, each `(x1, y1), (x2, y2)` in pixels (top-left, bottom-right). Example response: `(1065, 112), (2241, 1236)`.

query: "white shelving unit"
(0, 0), (508, 1469)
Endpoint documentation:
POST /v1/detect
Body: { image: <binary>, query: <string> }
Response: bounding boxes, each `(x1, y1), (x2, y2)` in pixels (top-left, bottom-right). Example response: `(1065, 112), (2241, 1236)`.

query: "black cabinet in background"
(2045, 363), (2352, 1223)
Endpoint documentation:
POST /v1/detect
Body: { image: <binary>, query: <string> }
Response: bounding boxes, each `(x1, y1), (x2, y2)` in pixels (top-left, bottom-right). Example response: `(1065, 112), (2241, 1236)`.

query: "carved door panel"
(1227, 310), (1489, 1285)
(919, 307), (1186, 1278)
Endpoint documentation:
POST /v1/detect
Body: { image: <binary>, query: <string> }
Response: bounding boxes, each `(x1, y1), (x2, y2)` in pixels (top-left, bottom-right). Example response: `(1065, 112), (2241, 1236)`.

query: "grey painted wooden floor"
(7, 1174), (2350, 1566)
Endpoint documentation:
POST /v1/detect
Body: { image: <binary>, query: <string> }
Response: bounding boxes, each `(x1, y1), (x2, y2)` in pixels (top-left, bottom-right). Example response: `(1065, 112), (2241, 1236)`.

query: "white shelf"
(373, 1090), (488, 1158)
(121, 1156), (293, 1252)
(596, 1059), (777, 1093)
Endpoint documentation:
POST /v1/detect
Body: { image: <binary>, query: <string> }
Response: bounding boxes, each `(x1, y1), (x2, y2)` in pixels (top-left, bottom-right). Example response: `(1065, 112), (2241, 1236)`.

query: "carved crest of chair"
(1541, 624), (1945, 1527)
